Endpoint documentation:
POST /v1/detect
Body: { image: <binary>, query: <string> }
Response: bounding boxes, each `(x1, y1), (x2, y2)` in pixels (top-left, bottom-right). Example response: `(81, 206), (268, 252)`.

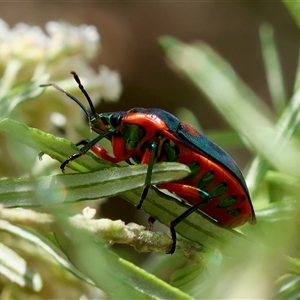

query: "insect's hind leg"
(158, 182), (212, 254)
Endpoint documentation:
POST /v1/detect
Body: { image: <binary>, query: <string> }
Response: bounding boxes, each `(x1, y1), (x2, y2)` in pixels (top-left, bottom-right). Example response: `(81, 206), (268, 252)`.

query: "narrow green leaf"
(282, 1), (300, 31)
(254, 202), (295, 224)
(275, 274), (300, 299)
(171, 264), (204, 290)
(259, 23), (287, 115)
(286, 257), (300, 276)
(0, 221), (94, 286)
(0, 163), (190, 207)
(0, 241), (42, 291)
(247, 69), (300, 191)
(266, 171), (299, 192)
(0, 118), (113, 172)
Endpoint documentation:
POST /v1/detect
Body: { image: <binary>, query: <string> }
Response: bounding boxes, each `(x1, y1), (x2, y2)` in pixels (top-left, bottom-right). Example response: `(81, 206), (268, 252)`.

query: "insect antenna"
(71, 71), (97, 116)
(40, 80), (92, 118)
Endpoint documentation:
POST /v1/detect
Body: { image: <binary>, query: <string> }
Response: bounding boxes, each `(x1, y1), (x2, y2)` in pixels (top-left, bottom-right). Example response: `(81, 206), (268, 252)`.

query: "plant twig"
(0, 206), (203, 263)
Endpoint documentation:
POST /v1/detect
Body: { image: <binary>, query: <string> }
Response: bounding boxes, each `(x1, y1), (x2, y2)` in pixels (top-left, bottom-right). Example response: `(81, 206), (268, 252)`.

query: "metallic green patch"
(123, 123), (146, 149)
(198, 171), (215, 189)
(184, 161), (200, 181)
(217, 196), (237, 208)
(210, 182), (228, 198)
(163, 140), (179, 162)
(227, 208), (241, 217)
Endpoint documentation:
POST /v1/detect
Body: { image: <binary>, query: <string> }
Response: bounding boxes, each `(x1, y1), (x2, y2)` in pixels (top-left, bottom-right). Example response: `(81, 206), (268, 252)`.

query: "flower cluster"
(0, 19), (122, 176)
(0, 19), (100, 70)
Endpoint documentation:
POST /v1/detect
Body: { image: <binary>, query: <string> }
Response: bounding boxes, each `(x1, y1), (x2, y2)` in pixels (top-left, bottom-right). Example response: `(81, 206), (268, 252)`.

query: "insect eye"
(110, 113), (122, 127)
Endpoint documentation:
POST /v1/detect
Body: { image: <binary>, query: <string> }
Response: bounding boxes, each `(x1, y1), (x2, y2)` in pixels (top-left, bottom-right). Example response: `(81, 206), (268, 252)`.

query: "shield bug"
(41, 72), (256, 254)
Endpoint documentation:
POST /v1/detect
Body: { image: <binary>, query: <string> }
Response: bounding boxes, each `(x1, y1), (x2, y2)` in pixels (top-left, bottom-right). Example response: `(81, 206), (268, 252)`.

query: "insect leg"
(60, 129), (115, 172)
(75, 139), (90, 147)
(148, 216), (156, 231)
(38, 152), (45, 161)
(166, 188), (211, 254)
(136, 141), (158, 210)
(75, 139), (120, 164)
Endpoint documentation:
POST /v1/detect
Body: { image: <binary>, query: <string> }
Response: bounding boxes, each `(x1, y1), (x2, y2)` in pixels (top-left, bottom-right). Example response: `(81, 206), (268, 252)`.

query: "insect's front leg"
(75, 139), (120, 164)
(61, 130), (115, 172)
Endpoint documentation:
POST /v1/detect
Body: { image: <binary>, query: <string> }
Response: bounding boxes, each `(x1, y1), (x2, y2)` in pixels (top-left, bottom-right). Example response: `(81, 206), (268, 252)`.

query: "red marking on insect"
(180, 122), (201, 137)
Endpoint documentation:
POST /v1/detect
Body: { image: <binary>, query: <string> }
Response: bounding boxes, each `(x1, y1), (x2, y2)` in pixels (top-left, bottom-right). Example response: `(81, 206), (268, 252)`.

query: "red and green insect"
(41, 72), (256, 254)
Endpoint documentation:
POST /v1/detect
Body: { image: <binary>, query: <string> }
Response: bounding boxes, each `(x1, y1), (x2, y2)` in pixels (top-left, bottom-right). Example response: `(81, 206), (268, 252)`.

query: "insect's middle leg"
(136, 141), (158, 210)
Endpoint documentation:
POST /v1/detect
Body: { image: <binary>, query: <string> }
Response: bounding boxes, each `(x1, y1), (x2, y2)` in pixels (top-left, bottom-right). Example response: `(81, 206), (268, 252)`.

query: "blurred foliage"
(1, 2), (300, 298)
